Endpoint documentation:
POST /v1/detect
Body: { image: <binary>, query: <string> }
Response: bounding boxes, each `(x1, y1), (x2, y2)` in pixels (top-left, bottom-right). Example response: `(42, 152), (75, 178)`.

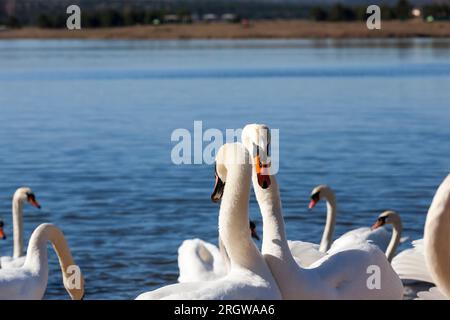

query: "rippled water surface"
(0, 39), (449, 299)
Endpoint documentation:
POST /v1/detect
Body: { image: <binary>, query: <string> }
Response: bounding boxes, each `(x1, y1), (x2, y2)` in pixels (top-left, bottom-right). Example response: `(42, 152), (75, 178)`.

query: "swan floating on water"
(289, 186), (404, 266)
(242, 124), (403, 267)
(242, 123), (403, 299)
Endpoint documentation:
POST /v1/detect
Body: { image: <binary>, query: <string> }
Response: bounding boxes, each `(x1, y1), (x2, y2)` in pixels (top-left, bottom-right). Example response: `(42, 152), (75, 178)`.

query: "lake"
(0, 39), (449, 299)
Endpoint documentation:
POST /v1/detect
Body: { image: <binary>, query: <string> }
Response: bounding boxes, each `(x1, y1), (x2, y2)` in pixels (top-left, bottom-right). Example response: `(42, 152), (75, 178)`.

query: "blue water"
(0, 39), (449, 299)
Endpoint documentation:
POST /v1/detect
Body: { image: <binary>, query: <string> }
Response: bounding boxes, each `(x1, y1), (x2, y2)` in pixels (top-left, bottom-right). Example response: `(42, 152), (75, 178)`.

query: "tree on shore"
(309, 6), (328, 21)
(396, 0), (412, 20)
(329, 4), (356, 21)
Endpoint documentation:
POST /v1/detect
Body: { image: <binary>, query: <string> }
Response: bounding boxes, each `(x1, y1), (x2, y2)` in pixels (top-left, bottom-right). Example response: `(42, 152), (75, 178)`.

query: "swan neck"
(319, 198), (336, 253)
(386, 221), (402, 262)
(253, 174), (291, 257)
(253, 173), (317, 299)
(24, 224), (84, 300)
(12, 196), (24, 258)
(219, 163), (261, 269)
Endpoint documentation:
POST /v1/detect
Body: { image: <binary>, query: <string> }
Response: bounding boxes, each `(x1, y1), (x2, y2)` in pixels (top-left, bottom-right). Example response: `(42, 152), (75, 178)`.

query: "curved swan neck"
(12, 195), (24, 258)
(386, 220), (402, 262)
(218, 160), (262, 270)
(24, 223), (85, 300)
(253, 174), (293, 259)
(253, 173), (317, 299)
(319, 197), (336, 253)
(424, 175), (450, 298)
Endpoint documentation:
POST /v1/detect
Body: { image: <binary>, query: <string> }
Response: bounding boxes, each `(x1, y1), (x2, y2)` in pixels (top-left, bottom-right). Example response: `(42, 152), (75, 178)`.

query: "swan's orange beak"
(0, 227), (6, 240)
(27, 194), (41, 209)
(371, 219), (385, 230)
(255, 155), (271, 189)
(309, 199), (318, 209)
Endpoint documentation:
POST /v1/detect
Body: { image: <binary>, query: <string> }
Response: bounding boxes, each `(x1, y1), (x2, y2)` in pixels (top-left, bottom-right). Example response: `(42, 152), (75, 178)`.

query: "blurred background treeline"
(0, 0), (449, 28)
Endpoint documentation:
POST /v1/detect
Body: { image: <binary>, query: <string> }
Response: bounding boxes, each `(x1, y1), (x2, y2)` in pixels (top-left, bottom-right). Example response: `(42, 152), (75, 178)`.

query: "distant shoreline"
(1, 20), (450, 40)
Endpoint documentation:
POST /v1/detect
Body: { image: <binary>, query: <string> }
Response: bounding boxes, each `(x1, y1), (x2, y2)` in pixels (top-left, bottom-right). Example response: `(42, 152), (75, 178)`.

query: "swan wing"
(0, 256), (26, 269)
(328, 227), (370, 253)
(137, 269), (281, 300)
(0, 268), (46, 300)
(313, 243), (404, 300)
(288, 240), (326, 267)
(329, 227), (390, 254)
(391, 239), (434, 283)
(363, 227), (391, 251)
(177, 239), (226, 283)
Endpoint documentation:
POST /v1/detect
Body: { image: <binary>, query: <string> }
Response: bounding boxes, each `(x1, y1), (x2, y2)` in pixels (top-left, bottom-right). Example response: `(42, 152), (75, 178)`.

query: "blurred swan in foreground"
(243, 123), (403, 299)
(0, 187), (41, 269)
(177, 221), (260, 283)
(0, 223), (84, 300)
(136, 143), (281, 300)
(290, 185), (403, 266)
(415, 175), (450, 300)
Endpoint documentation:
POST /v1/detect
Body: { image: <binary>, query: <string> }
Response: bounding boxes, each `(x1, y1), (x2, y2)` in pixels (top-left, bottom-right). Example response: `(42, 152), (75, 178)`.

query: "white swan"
(1, 187), (41, 269)
(254, 169), (403, 299)
(368, 210), (403, 262)
(289, 185), (402, 264)
(415, 174), (450, 300)
(177, 221), (260, 283)
(309, 185), (402, 260)
(0, 223), (85, 300)
(288, 209), (402, 266)
(241, 124), (324, 267)
(241, 124), (402, 266)
(242, 124), (403, 299)
(286, 185), (338, 266)
(136, 143), (281, 300)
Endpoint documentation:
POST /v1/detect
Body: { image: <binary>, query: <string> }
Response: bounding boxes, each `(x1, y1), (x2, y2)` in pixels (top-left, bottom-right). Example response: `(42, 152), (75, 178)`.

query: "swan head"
(13, 187), (41, 209)
(309, 185), (335, 209)
(241, 123), (271, 189)
(211, 143), (250, 202)
(0, 221), (5, 240)
(371, 210), (401, 230)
